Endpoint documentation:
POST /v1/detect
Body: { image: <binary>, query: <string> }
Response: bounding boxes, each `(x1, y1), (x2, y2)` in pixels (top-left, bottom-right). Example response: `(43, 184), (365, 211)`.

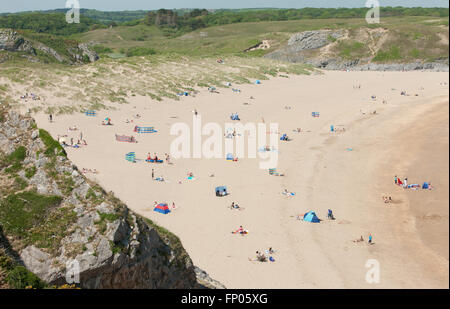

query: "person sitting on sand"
(256, 251), (267, 262)
(382, 196), (392, 203)
(230, 202), (240, 210)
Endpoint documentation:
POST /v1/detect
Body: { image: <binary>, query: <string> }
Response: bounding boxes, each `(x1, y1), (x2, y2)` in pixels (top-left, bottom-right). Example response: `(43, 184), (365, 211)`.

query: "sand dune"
(31, 70), (449, 288)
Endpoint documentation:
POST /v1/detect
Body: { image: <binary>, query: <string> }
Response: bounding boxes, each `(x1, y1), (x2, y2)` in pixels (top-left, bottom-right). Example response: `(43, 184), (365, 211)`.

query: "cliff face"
(0, 29), (99, 64)
(265, 29), (449, 72)
(0, 106), (224, 289)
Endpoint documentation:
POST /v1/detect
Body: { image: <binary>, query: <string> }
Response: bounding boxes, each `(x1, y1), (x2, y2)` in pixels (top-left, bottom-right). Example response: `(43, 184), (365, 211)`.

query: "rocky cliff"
(0, 29), (99, 65)
(0, 105), (224, 289)
(265, 29), (449, 72)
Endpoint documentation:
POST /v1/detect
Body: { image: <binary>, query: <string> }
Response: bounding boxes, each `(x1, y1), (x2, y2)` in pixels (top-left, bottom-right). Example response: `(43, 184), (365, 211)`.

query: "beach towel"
(146, 159), (164, 164)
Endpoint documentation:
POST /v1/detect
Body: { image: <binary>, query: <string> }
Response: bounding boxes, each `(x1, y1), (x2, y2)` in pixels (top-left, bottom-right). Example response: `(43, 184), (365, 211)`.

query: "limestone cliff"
(0, 105), (224, 289)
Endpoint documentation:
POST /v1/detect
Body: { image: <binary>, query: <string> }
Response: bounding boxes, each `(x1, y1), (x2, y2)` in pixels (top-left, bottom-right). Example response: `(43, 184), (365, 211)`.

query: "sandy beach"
(27, 70), (448, 289)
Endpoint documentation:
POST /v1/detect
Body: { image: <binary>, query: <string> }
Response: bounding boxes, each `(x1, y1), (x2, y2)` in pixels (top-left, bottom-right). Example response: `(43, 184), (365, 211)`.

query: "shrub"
(125, 47), (157, 57)
(38, 129), (66, 157)
(6, 266), (46, 289)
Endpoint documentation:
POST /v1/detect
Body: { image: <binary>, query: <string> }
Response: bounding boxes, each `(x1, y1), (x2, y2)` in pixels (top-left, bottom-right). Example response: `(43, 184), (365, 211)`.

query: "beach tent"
(255, 80), (261, 84)
(226, 153), (234, 161)
(330, 125), (335, 132)
(154, 203), (171, 214)
(303, 211), (320, 223)
(230, 113), (240, 121)
(422, 182), (430, 189)
(215, 186), (228, 196)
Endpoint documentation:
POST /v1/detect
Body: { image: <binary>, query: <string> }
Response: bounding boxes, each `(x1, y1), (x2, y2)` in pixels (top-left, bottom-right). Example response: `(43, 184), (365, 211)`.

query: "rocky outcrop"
(0, 29), (98, 65)
(265, 29), (449, 72)
(0, 29), (35, 54)
(0, 107), (223, 289)
(287, 30), (344, 51)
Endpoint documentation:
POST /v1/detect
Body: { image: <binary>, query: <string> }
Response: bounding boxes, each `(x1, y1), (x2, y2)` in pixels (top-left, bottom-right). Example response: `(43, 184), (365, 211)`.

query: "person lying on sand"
(282, 189), (295, 196)
(353, 236), (364, 243)
(232, 226), (248, 235)
(68, 125), (78, 131)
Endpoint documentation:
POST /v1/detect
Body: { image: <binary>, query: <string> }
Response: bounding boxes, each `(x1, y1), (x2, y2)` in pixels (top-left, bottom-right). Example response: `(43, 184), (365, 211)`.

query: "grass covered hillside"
(74, 16), (448, 63)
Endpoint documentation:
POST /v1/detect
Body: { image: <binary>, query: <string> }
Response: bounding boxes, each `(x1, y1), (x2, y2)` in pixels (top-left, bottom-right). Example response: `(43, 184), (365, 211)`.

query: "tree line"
(1, 7), (448, 36)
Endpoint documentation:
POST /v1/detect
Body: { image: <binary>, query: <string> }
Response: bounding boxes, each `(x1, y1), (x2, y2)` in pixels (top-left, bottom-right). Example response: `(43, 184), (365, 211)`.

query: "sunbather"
(353, 236), (364, 243)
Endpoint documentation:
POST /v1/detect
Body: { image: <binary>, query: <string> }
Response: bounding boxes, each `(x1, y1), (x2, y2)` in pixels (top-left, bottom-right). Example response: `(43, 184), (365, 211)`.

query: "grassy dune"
(0, 54), (315, 114)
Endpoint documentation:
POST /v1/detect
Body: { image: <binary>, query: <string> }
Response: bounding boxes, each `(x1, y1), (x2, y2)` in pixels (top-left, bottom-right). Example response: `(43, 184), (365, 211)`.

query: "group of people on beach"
(20, 93), (40, 101)
(353, 234), (373, 245)
(82, 168), (98, 174)
(58, 133), (87, 148)
(253, 248), (275, 262)
(394, 175), (433, 190)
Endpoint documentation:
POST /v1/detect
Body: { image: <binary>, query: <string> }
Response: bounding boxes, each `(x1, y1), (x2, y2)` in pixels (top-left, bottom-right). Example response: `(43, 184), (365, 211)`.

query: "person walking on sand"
(151, 168), (154, 180)
(394, 175), (398, 185)
(368, 233), (373, 244)
(403, 178), (408, 189)
(49, 114), (53, 123)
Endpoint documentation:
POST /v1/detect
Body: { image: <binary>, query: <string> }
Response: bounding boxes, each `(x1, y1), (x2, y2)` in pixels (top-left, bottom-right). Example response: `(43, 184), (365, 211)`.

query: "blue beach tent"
(215, 186), (228, 196)
(303, 211), (320, 223)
